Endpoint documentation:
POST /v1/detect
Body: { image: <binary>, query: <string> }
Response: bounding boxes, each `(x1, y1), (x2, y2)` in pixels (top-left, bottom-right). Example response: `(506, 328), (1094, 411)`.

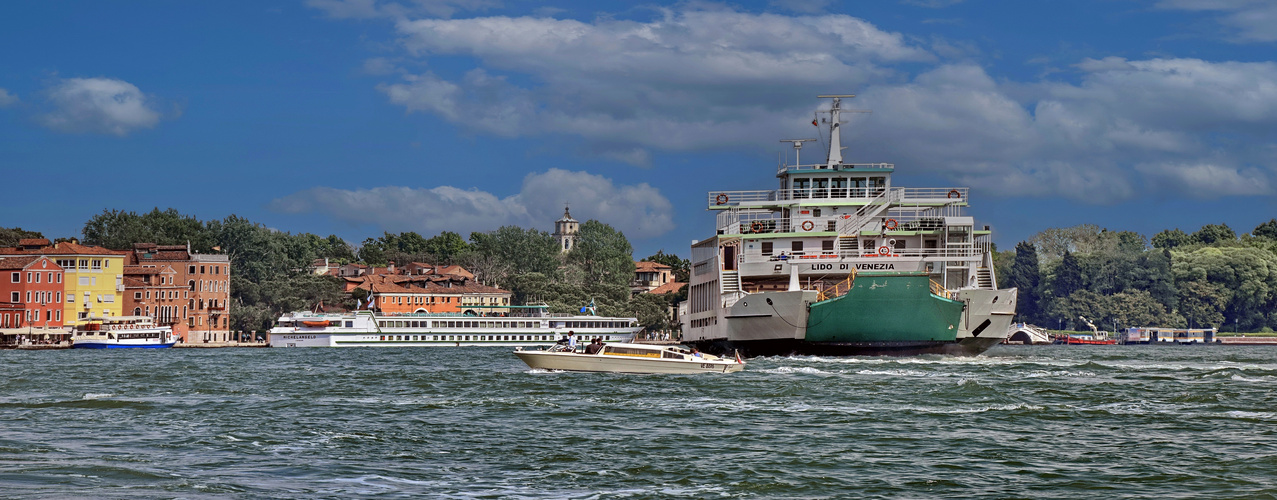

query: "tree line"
(2, 207), (689, 334)
(997, 221), (1277, 333)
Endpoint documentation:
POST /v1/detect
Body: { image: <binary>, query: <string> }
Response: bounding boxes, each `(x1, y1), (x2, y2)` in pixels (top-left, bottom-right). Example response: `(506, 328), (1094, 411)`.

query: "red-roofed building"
(0, 255), (68, 344)
(631, 261), (674, 295)
(1, 240), (126, 325)
(350, 265), (511, 315)
(124, 243), (230, 343)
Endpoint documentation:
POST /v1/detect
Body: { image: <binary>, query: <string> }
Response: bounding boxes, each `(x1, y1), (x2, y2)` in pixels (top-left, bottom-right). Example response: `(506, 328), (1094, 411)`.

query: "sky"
(2, 0), (1276, 259)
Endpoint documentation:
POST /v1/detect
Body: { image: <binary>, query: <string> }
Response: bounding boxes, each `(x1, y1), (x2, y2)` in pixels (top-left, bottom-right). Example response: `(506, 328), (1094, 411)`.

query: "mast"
(817, 94), (855, 168)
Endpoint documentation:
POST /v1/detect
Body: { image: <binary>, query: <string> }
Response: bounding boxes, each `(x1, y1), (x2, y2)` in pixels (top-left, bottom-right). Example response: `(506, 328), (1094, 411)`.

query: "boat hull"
(73, 341), (177, 349)
(694, 337), (999, 357)
(805, 274), (964, 343)
(514, 350), (743, 374)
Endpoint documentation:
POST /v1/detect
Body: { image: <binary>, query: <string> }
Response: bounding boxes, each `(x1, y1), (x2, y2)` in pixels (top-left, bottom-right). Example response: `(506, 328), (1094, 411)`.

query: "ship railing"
(816, 270), (857, 301)
(930, 279), (958, 300)
(708, 186), (970, 208)
(740, 246), (983, 264)
(776, 162), (895, 175)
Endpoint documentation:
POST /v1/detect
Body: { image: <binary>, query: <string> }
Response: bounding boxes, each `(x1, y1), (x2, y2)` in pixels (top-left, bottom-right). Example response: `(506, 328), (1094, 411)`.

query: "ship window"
(792, 241), (803, 252)
(793, 178), (809, 198)
(863, 239), (876, 249)
(761, 242), (773, 256)
(822, 240), (834, 251)
(812, 208), (822, 217)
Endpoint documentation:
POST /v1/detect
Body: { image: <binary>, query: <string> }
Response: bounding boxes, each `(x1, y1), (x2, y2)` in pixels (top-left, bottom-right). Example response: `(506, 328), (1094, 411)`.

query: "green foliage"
(1008, 241), (1041, 322)
(1192, 224), (1236, 245)
(424, 231), (469, 264)
(1152, 229), (1191, 249)
(83, 208), (216, 251)
(468, 226), (561, 288)
(567, 220), (635, 288)
(1052, 251), (1083, 299)
(1253, 219), (1277, 240)
(0, 227), (44, 247)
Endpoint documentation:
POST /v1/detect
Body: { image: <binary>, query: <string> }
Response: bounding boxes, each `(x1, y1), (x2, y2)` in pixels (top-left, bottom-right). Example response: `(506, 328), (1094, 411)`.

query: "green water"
(2, 345), (1275, 498)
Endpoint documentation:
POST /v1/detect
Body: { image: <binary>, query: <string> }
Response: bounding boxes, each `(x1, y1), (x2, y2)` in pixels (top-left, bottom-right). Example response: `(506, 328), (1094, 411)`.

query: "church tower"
(553, 205), (579, 253)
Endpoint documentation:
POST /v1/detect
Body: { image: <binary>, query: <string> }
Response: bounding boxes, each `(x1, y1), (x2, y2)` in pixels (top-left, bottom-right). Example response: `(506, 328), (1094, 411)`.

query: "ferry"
(71, 316), (178, 349)
(269, 305), (641, 347)
(513, 342), (745, 374)
(1121, 327), (1218, 344)
(683, 95), (1018, 357)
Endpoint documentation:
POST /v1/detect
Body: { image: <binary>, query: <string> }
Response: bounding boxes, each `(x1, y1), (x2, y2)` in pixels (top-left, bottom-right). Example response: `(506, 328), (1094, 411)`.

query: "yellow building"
(2, 240), (125, 325)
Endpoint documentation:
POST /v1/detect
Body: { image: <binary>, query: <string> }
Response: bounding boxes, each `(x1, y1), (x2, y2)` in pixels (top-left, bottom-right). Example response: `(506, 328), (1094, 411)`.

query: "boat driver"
(567, 331), (577, 351)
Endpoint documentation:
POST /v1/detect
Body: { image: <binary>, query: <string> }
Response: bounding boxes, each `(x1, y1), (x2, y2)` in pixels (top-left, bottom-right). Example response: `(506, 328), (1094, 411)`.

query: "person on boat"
(691, 347), (703, 358)
(585, 338), (603, 354)
(777, 252), (788, 261)
(567, 331), (578, 351)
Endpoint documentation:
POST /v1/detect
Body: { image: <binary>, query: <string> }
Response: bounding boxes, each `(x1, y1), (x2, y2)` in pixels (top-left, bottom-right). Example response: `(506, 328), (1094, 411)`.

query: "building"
(0, 255), (68, 343)
(631, 261), (675, 295)
(349, 266), (512, 315)
(553, 206), (579, 253)
(124, 243), (230, 343)
(1, 241), (125, 325)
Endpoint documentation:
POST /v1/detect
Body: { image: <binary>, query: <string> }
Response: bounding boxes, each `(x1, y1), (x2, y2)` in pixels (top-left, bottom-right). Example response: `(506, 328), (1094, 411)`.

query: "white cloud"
(1156, 0), (1277, 42)
(0, 88), (17, 107)
(38, 77), (161, 136)
(306, 0), (500, 19)
(1136, 162), (1271, 197)
(269, 169), (675, 239)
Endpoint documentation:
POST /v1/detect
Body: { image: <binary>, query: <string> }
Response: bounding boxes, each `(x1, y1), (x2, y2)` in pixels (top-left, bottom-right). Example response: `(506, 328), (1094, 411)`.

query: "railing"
(816, 271), (857, 301)
(741, 246), (984, 264)
(777, 162), (895, 174)
(708, 187), (970, 207)
(930, 279), (958, 300)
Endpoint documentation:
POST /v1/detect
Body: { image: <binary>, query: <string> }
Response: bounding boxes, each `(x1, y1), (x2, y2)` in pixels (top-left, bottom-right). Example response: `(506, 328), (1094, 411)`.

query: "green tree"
(629, 292), (672, 332)
(1176, 280), (1228, 329)
(567, 220), (635, 288)
(1053, 251), (1083, 299)
(1152, 229), (1192, 249)
(468, 226), (561, 287)
(82, 207), (215, 250)
(424, 231), (469, 264)
(1253, 219), (1277, 240)
(1192, 224), (1236, 245)
(1008, 241), (1042, 322)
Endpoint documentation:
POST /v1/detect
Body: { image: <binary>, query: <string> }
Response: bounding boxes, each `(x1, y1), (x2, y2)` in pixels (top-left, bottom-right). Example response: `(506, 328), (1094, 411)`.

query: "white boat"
(683, 94), (1018, 357)
(72, 316), (178, 349)
(514, 342), (745, 374)
(269, 305), (641, 347)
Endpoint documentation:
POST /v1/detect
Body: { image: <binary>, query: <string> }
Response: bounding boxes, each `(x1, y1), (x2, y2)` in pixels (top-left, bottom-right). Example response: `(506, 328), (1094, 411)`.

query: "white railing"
(776, 162), (895, 174)
(741, 246), (984, 264)
(708, 187), (970, 207)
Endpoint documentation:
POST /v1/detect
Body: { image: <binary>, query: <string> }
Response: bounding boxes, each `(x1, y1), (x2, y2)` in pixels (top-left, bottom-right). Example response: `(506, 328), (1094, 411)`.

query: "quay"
(175, 340), (269, 348)
(1217, 336), (1277, 345)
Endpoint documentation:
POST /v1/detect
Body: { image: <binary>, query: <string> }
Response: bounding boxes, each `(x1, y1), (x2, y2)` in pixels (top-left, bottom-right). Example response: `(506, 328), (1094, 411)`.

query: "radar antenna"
(815, 94), (871, 168)
(779, 139), (816, 168)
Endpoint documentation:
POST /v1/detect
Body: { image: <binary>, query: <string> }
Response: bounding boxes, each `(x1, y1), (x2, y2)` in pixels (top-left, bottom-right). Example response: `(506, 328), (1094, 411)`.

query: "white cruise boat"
(269, 305), (640, 347)
(514, 342), (745, 374)
(72, 316), (178, 349)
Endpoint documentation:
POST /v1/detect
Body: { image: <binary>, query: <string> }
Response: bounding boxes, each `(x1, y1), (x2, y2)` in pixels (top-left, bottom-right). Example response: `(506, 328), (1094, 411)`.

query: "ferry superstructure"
(269, 306), (640, 347)
(684, 95), (1017, 357)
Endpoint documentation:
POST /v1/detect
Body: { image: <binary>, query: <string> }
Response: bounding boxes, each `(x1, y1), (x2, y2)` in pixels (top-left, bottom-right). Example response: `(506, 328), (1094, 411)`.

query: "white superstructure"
(269, 306), (640, 347)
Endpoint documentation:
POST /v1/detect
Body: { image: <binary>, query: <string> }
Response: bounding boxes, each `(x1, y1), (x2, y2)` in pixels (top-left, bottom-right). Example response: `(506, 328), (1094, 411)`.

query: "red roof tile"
(635, 261), (672, 272)
(649, 281), (687, 295)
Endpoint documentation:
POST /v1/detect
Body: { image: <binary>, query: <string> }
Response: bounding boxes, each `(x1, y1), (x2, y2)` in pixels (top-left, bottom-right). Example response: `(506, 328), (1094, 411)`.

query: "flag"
(811, 118), (818, 126)
(735, 350), (744, 364)
(580, 298), (597, 316)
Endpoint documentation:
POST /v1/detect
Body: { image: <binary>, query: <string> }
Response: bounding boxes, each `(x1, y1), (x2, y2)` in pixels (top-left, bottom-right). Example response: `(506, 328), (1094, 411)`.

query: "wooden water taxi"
(513, 342), (744, 374)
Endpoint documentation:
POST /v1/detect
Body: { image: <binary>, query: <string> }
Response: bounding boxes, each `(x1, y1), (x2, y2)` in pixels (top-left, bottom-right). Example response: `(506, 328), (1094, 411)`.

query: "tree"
(1176, 280), (1227, 329)
(1152, 228), (1192, 249)
(567, 221), (635, 288)
(1008, 241), (1042, 322)
(1193, 224), (1236, 245)
(424, 231), (469, 264)
(1053, 251), (1083, 299)
(82, 207), (215, 251)
(468, 226), (561, 287)
(1253, 219), (1277, 240)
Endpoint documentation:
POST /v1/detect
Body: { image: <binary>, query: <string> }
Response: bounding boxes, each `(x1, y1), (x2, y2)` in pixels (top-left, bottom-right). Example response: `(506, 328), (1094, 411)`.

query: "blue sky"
(2, 0), (1276, 259)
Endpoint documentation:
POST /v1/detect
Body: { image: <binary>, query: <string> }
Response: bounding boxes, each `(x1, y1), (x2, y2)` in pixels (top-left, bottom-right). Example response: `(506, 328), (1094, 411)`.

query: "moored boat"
(72, 316), (178, 349)
(513, 342), (744, 374)
(683, 95), (1017, 357)
(269, 305), (641, 347)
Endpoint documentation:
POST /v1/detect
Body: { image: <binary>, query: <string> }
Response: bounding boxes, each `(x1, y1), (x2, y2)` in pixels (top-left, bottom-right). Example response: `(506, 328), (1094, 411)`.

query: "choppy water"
(3, 345), (1276, 498)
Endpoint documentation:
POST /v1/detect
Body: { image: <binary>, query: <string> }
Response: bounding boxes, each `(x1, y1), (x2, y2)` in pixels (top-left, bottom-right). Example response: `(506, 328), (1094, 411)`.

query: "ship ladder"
(816, 270), (857, 301)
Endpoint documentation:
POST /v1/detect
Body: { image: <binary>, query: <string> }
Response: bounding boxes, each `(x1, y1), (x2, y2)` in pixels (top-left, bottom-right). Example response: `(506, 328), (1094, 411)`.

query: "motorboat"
(513, 342), (745, 374)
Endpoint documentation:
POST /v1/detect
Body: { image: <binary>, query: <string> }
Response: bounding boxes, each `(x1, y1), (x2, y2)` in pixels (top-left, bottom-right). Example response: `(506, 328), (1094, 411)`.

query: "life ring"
(801, 220), (814, 231)
(878, 246), (891, 256)
(751, 221), (764, 233)
(948, 189), (960, 199)
(716, 193), (729, 205)
(884, 219), (898, 230)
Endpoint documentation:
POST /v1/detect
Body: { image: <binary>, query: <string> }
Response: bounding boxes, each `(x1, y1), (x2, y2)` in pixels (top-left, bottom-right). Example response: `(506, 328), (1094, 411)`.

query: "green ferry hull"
(805, 273), (963, 344)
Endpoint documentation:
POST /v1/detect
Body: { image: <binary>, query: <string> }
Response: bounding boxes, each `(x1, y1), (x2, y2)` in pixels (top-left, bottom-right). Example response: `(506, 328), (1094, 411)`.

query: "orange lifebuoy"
(751, 221), (764, 233)
(878, 246), (891, 256)
(948, 189), (960, 199)
(884, 219), (898, 230)
(801, 220), (814, 231)
(716, 193), (729, 204)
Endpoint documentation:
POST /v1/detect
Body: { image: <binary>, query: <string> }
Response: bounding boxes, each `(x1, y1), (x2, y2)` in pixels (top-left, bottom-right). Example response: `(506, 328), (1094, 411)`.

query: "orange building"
(0, 255), (68, 343)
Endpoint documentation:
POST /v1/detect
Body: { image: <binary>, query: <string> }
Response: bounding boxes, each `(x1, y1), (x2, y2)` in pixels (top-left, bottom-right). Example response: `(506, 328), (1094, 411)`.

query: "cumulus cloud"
(38, 77), (162, 136)
(1156, 0), (1277, 42)
(0, 88), (17, 107)
(269, 169), (675, 239)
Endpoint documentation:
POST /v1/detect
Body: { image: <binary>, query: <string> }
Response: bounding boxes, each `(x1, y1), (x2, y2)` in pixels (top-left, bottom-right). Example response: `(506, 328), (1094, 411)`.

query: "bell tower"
(553, 205), (579, 253)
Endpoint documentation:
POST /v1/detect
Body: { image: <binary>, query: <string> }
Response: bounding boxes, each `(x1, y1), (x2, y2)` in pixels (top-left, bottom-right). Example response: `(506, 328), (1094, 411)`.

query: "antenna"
(816, 94), (871, 167)
(780, 139), (816, 168)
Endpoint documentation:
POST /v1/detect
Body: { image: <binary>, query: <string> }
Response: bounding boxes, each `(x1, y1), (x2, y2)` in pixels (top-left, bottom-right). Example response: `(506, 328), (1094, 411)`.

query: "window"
(56, 273), (61, 283)
(10, 272), (17, 283)
(200, 266), (205, 274)
(823, 240), (835, 252)
(33, 273), (40, 283)
(761, 242), (773, 256)
(27, 272), (32, 283)
(146, 291), (151, 299)
(189, 265), (196, 274)
(79, 259), (89, 270)
(55, 310), (60, 321)
(26, 291), (31, 303)
(56, 292), (60, 302)
(10, 292), (17, 303)
(792, 240), (803, 252)
(91, 259), (102, 270)
(47, 272), (53, 282)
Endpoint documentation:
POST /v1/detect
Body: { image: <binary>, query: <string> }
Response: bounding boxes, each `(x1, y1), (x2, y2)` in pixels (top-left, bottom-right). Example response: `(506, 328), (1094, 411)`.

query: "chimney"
(387, 261), (396, 275)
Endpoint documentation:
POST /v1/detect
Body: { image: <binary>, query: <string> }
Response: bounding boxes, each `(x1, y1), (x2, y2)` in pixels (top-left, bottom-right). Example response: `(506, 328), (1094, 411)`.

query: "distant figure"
(778, 252), (788, 261)
(691, 347), (703, 358)
(567, 331), (577, 351)
(585, 338), (603, 354)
